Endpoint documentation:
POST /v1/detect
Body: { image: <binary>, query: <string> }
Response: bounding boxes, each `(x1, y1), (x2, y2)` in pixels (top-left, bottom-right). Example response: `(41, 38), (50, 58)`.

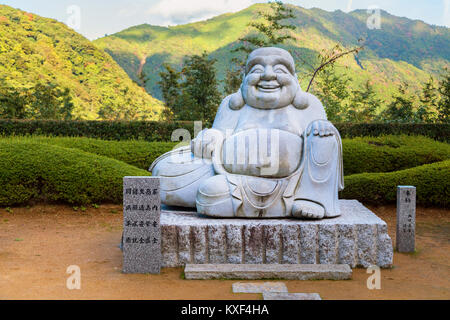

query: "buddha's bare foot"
(292, 200), (325, 219)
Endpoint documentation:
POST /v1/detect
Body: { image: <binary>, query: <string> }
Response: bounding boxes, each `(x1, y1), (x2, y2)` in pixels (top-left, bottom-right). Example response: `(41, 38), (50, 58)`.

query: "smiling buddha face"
(241, 47), (300, 110)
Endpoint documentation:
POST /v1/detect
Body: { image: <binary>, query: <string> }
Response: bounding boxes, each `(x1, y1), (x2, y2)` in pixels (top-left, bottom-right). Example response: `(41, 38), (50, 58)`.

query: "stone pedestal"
(159, 200), (393, 268)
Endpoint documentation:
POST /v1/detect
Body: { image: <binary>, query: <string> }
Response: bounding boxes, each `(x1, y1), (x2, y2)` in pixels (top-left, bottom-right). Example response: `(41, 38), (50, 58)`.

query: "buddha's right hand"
(191, 128), (224, 160)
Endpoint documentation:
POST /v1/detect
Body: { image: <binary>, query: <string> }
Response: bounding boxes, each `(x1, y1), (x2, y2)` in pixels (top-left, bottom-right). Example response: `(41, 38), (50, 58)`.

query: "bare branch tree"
(306, 42), (365, 92)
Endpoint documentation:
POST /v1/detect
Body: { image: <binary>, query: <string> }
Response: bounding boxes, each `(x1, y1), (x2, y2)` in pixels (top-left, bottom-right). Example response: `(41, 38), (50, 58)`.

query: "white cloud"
(146, 0), (256, 25)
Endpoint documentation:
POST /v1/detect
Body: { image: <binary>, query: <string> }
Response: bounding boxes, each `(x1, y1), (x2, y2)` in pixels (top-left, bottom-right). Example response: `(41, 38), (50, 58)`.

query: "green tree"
(0, 80), (74, 120)
(382, 82), (415, 123)
(238, 1), (295, 51)
(158, 63), (182, 121)
(437, 69), (450, 123)
(415, 76), (438, 123)
(0, 82), (29, 119)
(346, 80), (381, 122)
(182, 53), (222, 123)
(312, 66), (352, 122)
(158, 52), (221, 125)
(29, 82), (74, 120)
(98, 87), (141, 120)
(224, 64), (243, 96)
(225, 1), (296, 95)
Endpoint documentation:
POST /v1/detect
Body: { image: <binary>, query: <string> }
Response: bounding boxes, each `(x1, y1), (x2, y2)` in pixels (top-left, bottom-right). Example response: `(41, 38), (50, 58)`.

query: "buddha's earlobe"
(292, 87), (309, 110)
(228, 88), (245, 110)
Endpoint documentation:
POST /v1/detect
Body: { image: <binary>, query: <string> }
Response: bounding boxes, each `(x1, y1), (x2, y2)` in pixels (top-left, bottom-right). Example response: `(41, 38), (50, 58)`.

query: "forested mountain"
(94, 3), (449, 102)
(0, 5), (164, 120)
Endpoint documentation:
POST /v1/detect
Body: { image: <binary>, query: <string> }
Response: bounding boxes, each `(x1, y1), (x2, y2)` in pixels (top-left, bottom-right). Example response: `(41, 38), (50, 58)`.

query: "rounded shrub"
(341, 160), (450, 207)
(10, 136), (177, 170)
(1, 135), (448, 207)
(30, 135), (449, 175)
(342, 135), (450, 175)
(0, 140), (150, 206)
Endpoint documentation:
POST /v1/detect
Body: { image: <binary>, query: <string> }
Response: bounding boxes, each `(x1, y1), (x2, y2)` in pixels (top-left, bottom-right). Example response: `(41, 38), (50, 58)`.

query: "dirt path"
(0, 204), (448, 300)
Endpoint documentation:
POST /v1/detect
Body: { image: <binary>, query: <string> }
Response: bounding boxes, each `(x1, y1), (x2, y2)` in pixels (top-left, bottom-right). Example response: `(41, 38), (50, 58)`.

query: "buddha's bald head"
(245, 47), (296, 76)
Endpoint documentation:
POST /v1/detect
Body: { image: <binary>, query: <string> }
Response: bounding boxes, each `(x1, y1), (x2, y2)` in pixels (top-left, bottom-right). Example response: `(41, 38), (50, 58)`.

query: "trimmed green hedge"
(336, 123), (449, 142)
(341, 160), (450, 207)
(18, 135), (449, 174)
(0, 140), (150, 206)
(0, 136), (448, 207)
(22, 136), (177, 170)
(0, 119), (194, 142)
(342, 135), (450, 175)
(1, 120), (449, 142)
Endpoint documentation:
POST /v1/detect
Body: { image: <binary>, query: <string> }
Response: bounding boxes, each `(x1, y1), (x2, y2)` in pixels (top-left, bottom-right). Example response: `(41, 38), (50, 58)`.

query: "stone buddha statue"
(150, 47), (344, 219)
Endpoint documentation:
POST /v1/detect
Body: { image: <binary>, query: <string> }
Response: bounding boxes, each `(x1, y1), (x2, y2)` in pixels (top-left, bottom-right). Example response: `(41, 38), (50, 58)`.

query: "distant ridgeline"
(0, 5), (164, 120)
(94, 3), (449, 103)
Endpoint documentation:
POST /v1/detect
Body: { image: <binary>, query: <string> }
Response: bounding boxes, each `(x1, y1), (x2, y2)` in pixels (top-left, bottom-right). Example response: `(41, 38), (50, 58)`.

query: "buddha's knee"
(196, 175), (234, 217)
(150, 147), (215, 207)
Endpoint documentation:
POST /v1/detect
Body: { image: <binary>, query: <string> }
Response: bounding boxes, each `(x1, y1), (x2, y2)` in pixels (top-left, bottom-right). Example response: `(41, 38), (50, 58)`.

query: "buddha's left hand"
(307, 120), (335, 137)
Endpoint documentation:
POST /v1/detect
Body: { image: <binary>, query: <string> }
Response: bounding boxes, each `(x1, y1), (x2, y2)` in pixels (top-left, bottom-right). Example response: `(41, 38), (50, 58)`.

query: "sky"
(1, 0), (449, 40)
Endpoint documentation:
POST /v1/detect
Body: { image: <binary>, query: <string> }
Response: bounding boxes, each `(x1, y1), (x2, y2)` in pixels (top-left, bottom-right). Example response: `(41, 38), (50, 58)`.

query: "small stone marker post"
(396, 186), (416, 253)
(123, 176), (161, 274)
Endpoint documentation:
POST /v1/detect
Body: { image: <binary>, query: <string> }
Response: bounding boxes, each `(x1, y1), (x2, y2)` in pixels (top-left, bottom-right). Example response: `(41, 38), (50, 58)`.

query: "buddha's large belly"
(221, 128), (303, 178)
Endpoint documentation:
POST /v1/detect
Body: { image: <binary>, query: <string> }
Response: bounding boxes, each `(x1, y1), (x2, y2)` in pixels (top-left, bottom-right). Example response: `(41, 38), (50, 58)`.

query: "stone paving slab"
(263, 293), (322, 300)
(184, 264), (352, 280)
(232, 282), (288, 293)
(160, 200), (393, 268)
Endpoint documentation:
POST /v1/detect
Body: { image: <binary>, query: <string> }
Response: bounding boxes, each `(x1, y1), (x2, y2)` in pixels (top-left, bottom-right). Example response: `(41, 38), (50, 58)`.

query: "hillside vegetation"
(94, 3), (449, 103)
(0, 5), (164, 120)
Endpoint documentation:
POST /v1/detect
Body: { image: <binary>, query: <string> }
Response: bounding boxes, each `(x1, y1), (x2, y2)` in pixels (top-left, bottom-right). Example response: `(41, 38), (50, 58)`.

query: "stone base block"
(184, 264), (352, 280)
(263, 293), (322, 300)
(160, 200), (393, 268)
(232, 282), (288, 293)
